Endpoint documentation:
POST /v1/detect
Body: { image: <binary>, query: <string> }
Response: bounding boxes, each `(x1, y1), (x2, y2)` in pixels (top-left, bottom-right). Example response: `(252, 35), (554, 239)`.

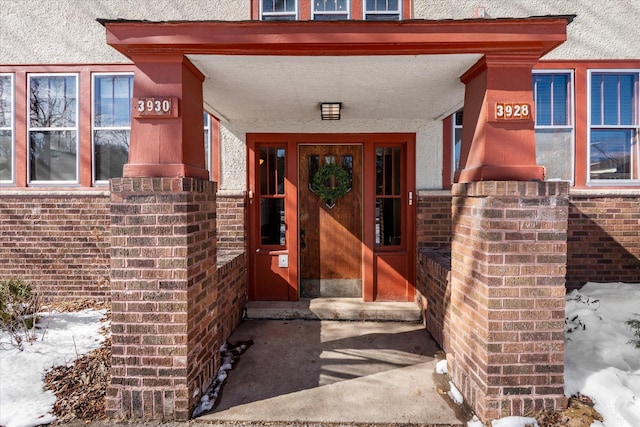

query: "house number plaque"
(495, 102), (532, 121)
(132, 97), (179, 118)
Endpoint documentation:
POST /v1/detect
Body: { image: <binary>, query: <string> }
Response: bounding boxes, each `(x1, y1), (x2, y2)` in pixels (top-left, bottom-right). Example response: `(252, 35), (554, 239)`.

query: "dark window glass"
(0, 75), (12, 182)
(260, 198), (286, 245)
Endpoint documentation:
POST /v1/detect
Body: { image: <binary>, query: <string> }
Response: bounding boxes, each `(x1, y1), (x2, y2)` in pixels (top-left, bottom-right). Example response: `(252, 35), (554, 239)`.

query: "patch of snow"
(564, 282), (640, 427)
(0, 309), (107, 427)
(448, 380), (464, 404)
(491, 416), (538, 427)
(436, 358), (448, 374)
(467, 415), (484, 427)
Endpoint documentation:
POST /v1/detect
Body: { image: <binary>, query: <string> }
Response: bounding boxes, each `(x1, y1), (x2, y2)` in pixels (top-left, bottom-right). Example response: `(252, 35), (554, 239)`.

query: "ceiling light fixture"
(320, 102), (342, 120)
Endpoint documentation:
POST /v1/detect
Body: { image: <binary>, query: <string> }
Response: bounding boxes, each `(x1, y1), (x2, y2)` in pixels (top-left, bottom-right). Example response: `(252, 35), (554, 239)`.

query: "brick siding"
(448, 181), (568, 421)
(0, 191), (111, 301)
(106, 177), (246, 421)
(416, 191), (452, 250)
(216, 191), (246, 251)
(567, 194), (640, 290)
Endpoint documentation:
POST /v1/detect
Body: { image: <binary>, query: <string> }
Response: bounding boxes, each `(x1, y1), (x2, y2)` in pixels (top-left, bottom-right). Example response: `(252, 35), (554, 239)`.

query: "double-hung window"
(261, 0), (297, 20)
(0, 74), (13, 184)
(28, 74), (79, 184)
(533, 71), (574, 182)
(452, 110), (463, 178)
(93, 73), (133, 183)
(364, 0), (401, 20)
(313, 0), (349, 20)
(589, 71), (639, 183)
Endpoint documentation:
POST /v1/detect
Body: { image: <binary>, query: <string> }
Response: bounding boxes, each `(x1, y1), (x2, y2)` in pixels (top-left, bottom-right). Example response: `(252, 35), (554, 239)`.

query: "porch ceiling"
(188, 53), (481, 130)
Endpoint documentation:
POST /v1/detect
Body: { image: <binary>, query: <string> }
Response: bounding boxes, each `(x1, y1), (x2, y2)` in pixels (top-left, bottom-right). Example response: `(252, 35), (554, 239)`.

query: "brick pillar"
(107, 177), (218, 421)
(449, 181), (569, 421)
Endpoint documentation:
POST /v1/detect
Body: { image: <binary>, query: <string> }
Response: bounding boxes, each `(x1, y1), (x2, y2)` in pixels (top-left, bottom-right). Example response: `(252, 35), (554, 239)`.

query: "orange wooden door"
(299, 145), (363, 298)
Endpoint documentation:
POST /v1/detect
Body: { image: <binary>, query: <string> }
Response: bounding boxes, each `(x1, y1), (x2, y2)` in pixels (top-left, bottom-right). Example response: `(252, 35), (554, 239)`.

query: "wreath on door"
(311, 162), (350, 208)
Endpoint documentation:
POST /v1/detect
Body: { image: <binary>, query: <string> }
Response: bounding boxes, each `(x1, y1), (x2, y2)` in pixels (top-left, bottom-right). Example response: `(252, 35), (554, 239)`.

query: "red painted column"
(456, 54), (545, 183)
(124, 54), (209, 180)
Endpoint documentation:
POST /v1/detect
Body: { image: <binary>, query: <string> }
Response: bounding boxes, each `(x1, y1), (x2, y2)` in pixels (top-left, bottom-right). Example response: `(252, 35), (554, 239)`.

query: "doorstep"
(245, 298), (422, 321)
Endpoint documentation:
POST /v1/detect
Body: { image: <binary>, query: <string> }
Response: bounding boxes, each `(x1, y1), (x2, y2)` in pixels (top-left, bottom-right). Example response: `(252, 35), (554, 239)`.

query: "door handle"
(300, 228), (306, 249)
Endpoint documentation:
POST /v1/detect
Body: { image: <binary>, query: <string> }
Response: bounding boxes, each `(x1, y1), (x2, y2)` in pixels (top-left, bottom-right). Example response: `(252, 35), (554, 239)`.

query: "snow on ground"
(1, 282), (639, 427)
(564, 282), (640, 427)
(0, 309), (107, 427)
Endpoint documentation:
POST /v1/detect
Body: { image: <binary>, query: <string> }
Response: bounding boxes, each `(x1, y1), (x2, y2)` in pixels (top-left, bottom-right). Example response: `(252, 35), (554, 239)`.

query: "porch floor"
(197, 319), (464, 425)
(245, 298), (422, 322)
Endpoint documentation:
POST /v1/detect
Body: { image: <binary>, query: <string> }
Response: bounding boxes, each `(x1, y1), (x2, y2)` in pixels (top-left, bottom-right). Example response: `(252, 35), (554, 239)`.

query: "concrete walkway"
(196, 319), (464, 426)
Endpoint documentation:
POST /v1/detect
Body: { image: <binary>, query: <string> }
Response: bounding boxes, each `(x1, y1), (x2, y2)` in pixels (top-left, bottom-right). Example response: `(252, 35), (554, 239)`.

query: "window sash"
(588, 70), (640, 184)
(533, 71), (575, 183)
(313, 0), (350, 20)
(0, 73), (14, 184)
(28, 73), (79, 184)
(364, 0), (401, 20)
(261, 0), (298, 20)
(92, 73), (133, 184)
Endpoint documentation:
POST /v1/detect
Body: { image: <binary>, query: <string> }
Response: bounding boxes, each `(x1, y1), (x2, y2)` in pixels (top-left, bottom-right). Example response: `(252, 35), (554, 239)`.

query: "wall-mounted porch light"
(320, 102), (342, 120)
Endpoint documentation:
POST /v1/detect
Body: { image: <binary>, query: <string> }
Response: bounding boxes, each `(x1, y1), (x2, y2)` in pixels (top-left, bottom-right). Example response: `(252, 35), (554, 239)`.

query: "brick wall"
(417, 191), (452, 250)
(107, 177), (222, 421)
(449, 181), (568, 421)
(216, 191), (246, 251)
(567, 193), (640, 290)
(416, 248), (451, 349)
(0, 191), (111, 301)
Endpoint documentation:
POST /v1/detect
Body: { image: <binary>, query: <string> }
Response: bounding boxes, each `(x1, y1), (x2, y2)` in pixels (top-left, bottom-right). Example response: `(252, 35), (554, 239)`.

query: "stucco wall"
(0, 0), (250, 64)
(413, 0), (640, 60)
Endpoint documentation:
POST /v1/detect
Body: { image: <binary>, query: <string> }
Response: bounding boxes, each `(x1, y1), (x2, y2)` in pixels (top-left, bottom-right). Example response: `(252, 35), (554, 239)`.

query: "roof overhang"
(101, 17), (572, 136)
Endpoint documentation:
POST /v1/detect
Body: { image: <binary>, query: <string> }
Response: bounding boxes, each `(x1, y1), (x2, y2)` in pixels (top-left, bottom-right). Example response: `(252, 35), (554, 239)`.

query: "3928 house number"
(132, 97), (179, 118)
(495, 102), (532, 120)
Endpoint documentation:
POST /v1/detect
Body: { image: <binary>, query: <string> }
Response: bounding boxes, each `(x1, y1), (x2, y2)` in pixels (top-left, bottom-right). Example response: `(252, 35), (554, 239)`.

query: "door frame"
(247, 133), (416, 302)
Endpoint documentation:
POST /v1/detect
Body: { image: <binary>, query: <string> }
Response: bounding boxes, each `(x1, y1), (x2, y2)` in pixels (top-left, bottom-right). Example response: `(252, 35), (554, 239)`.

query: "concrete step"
(245, 298), (422, 322)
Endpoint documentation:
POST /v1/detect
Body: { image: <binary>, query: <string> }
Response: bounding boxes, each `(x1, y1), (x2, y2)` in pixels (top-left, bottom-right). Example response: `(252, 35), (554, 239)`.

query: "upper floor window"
(93, 73), (133, 184)
(364, 0), (401, 20)
(261, 0), (297, 20)
(313, 0), (349, 20)
(589, 71), (639, 183)
(28, 74), (78, 184)
(533, 71), (574, 182)
(0, 74), (13, 184)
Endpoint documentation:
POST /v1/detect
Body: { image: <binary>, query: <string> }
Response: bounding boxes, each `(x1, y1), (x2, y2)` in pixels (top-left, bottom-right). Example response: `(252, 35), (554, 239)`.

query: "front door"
(299, 145), (363, 298)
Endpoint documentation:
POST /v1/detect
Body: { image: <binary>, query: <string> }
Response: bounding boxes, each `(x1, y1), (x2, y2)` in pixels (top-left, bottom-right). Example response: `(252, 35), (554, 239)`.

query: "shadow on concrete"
(198, 320), (462, 425)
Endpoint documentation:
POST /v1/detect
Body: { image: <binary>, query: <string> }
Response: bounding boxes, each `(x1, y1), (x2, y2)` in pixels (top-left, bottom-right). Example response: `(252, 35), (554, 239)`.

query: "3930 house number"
(495, 102), (532, 120)
(132, 97), (179, 118)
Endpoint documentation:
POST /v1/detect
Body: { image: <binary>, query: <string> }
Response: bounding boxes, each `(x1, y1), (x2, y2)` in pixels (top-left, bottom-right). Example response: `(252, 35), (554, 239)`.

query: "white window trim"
(312, 0), (350, 20)
(533, 69), (576, 185)
(27, 73), (80, 186)
(260, 0), (298, 20)
(0, 73), (15, 185)
(587, 69), (640, 186)
(91, 72), (134, 186)
(363, 0), (402, 20)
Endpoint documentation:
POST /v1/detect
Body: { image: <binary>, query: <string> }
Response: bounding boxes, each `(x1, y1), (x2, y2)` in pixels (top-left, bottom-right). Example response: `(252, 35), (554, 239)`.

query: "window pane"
(376, 147), (400, 195)
(342, 155), (353, 191)
(0, 75), (11, 128)
(260, 146), (285, 195)
(591, 74), (603, 126)
(0, 130), (11, 181)
(263, 0), (295, 12)
(376, 198), (402, 246)
(260, 198), (285, 245)
(94, 130), (129, 181)
(94, 75), (133, 127)
(590, 129), (635, 180)
(534, 74), (569, 126)
(29, 130), (77, 181)
(535, 129), (573, 181)
(30, 76), (77, 128)
(204, 113), (210, 176)
(552, 74), (569, 125)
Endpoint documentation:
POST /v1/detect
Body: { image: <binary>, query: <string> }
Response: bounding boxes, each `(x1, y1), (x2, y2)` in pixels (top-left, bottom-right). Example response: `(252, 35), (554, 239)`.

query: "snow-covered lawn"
(0, 309), (108, 427)
(0, 282), (639, 427)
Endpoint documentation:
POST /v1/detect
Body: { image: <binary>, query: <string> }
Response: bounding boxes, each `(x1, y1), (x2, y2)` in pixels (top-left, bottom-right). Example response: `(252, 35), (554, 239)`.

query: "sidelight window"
(375, 146), (402, 246)
(259, 146), (286, 246)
